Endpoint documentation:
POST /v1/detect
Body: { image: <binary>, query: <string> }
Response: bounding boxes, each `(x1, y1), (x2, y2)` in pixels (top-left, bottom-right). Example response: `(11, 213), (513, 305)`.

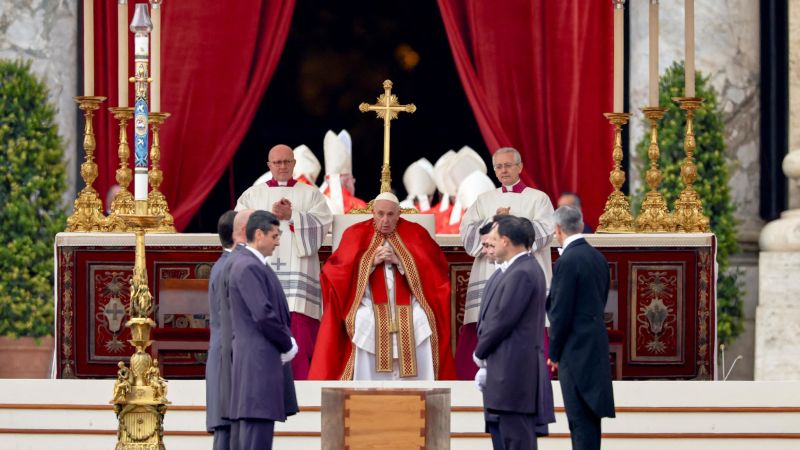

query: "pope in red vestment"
(309, 194), (456, 380)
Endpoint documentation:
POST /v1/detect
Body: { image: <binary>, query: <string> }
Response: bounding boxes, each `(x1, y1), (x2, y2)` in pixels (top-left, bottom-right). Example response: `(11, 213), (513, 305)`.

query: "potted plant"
(0, 59), (68, 377)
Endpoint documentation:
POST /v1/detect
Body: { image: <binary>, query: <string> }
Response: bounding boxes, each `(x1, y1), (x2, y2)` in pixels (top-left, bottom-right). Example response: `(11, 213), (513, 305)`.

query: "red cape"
(322, 186), (368, 213)
(432, 201), (461, 234)
(308, 218), (456, 380)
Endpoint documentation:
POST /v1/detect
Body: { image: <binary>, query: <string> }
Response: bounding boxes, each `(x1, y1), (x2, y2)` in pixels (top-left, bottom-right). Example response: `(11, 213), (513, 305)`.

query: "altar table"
(54, 232), (716, 380)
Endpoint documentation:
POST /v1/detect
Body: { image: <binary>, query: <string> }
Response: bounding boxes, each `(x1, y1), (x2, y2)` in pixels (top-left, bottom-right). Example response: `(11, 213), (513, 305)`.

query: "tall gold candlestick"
(636, 107), (674, 232)
(672, 96), (709, 232)
(106, 107), (136, 232)
(111, 202), (168, 450)
(147, 112), (175, 232)
(66, 96), (107, 232)
(597, 112), (634, 233)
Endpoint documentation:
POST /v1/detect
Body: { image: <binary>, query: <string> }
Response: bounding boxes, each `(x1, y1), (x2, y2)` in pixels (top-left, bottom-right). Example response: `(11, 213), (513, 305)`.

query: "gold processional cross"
(359, 79), (416, 193)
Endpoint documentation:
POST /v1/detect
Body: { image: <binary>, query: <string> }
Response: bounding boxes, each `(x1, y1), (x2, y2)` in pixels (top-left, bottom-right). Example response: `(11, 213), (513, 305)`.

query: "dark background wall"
(185, 0), (487, 232)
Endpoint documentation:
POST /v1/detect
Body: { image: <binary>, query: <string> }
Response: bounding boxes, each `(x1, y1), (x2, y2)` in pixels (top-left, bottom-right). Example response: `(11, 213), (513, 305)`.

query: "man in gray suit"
(206, 210), (237, 450)
(547, 205), (615, 450)
(228, 211), (299, 450)
(475, 215), (555, 449)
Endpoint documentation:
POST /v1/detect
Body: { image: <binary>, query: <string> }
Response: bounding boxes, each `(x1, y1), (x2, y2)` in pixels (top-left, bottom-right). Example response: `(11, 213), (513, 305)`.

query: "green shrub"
(633, 61), (744, 346)
(0, 59), (67, 338)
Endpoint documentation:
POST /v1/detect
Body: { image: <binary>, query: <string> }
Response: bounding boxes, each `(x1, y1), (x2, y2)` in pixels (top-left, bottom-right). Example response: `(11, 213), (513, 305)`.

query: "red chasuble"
(308, 218), (456, 380)
(432, 201), (461, 234)
(322, 186), (368, 213)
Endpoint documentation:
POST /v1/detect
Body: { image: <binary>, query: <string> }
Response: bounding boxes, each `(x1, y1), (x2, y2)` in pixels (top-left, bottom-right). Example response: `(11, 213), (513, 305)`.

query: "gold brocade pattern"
(61, 249), (76, 378)
(397, 305), (417, 378)
(374, 303), (393, 373)
(387, 232), (441, 379)
(341, 227), (442, 380)
(342, 234), (384, 380)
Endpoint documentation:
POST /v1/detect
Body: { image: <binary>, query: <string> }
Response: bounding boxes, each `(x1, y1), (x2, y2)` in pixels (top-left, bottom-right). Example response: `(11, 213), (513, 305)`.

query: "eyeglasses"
(268, 159), (295, 166)
(493, 163), (518, 171)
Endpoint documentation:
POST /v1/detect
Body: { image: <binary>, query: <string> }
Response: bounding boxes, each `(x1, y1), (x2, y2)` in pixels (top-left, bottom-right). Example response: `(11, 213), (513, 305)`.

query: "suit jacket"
(217, 244), (245, 420)
(475, 253), (555, 425)
(547, 238), (615, 418)
(206, 250), (230, 431)
(228, 248), (298, 421)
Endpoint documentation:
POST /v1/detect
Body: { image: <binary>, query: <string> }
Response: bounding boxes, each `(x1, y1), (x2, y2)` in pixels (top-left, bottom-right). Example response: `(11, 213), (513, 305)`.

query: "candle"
(649, 0), (659, 106)
(685, 0), (695, 97)
(118, 1), (128, 107)
(613, 0), (625, 112)
(131, 4), (153, 202)
(83, 0), (94, 95)
(150, 0), (162, 112)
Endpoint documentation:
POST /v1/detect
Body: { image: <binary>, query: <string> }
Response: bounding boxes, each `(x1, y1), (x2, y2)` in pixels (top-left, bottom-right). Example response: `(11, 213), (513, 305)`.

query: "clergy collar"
(501, 180), (526, 193)
(266, 178), (297, 188)
(245, 245), (268, 265)
(558, 233), (584, 255)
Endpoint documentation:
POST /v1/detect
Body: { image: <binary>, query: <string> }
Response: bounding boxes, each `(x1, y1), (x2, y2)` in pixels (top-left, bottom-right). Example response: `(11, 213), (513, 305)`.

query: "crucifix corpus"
(359, 79), (416, 193)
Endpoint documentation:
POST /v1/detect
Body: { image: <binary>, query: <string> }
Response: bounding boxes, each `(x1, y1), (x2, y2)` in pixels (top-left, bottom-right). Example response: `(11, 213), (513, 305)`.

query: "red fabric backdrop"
(89, 1), (612, 229)
(438, 0), (614, 227)
(91, 0), (295, 230)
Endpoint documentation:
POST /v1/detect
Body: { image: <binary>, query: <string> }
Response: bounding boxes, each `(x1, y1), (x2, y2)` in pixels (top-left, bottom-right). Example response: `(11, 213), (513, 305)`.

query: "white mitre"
(445, 145), (486, 193)
(252, 170), (273, 186)
(323, 130), (353, 175)
(433, 150), (457, 196)
(292, 144), (322, 185)
(322, 130), (354, 214)
(457, 171), (496, 209)
(401, 158), (435, 211)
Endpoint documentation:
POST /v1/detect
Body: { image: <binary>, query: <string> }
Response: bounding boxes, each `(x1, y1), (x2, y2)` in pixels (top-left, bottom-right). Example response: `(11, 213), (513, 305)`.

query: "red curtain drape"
(91, 0), (295, 230)
(438, 0), (614, 227)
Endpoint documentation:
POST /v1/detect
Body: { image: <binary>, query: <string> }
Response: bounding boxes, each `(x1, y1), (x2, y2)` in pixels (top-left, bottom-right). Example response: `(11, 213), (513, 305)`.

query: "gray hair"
(492, 147), (522, 164)
(553, 205), (584, 235)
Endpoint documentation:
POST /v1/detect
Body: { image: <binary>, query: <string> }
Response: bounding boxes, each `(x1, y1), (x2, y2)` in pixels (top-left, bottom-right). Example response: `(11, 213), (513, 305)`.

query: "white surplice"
(459, 185), (555, 324)
(235, 182), (332, 319)
(351, 243), (434, 380)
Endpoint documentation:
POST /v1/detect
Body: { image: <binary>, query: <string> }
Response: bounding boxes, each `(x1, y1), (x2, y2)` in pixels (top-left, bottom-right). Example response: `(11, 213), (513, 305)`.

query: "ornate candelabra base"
(66, 96), (107, 232)
(146, 112), (175, 233)
(112, 205), (168, 450)
(636, 106), (674, 232)
(597, 112), (634, 233)
(105, 107), (136, 232)
(672, 97), (710, 233)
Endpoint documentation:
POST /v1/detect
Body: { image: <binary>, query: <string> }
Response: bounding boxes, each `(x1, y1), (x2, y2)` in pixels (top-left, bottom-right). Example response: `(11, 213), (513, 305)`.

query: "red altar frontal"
(54, 232), (716, 380)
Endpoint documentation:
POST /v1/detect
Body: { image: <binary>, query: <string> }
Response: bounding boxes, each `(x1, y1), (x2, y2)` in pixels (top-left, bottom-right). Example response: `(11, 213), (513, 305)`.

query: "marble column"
(755, 0), (800, 382)
(0, 0), (79, 205)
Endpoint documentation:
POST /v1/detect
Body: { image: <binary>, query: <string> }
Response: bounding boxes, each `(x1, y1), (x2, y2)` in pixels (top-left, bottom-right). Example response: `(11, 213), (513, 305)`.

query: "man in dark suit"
(475, 215), (555, 450)
(218, 209), (255, 450)
(557, 192), (593, 233)
(228, 211), (299, 450)
(547, 205), (615, 450)
(206, 210), (237, 450)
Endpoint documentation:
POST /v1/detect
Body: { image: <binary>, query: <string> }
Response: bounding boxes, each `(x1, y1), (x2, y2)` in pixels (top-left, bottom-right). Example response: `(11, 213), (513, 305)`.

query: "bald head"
(267, 144), (296, 182)
(233, 209), (255, 245)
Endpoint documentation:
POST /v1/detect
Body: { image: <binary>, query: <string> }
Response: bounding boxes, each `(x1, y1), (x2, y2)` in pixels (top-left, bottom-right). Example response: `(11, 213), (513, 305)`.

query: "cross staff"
(359, 79), (416, 193)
